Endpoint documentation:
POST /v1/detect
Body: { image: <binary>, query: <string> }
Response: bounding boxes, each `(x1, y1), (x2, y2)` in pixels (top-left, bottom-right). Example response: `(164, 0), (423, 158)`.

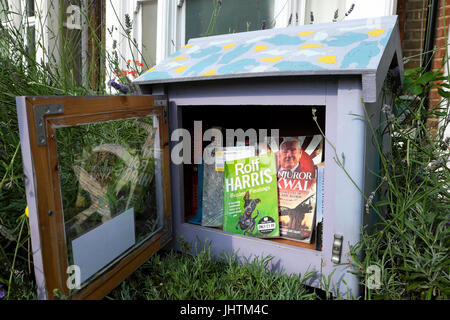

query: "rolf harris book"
(277, 135), (323, 243)
(223, 153), (279, 238)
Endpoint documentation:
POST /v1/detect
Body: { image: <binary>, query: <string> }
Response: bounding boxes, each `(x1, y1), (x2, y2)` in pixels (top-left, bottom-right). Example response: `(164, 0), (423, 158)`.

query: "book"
(315, 163), (324, 250)
(201, 148), (224, 227)
(192, 164), (199, 214)
(223, 153), (279, 238)
(188, 162), (203, 225)
(201, 146), (254, 227)
(277, 135), (323, 243)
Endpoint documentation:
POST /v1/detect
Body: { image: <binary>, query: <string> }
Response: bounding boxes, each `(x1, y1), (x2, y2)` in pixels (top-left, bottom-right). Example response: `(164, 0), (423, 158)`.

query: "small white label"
(258, 223), (276, 230)
(215, 150), (224, 171)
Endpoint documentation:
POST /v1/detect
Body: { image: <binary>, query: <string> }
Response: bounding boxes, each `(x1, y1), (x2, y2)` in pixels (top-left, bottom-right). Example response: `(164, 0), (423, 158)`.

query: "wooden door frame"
(17, 95), (171, 300)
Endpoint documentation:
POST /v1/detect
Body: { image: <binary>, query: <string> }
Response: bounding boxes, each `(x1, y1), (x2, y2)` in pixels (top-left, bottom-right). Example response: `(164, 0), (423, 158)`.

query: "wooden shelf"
(268, 238), (316, 250)
(184, 220), (318, 251)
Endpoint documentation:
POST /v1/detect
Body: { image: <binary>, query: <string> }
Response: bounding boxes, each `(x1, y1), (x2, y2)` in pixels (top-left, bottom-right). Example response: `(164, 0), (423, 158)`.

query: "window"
(62, 0), (84, 86)
(11, 1), (396, 89)
(185, 0), (275, 42)
(62, 0), (106, 90)
(304, 0), (398, 24)
(0, 1), (8, 38)
(105, 1), (148, 87)
(23, 0), (36, 59)
(154, 0), (293, 63)
(149, 0), (397, 64)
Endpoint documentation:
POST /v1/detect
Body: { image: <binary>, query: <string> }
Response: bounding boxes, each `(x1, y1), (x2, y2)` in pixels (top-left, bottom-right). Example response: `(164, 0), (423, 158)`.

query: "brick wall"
(397, 0), (450, 132)
(429, 1), (450, 111)
(397, 0), (429, 69)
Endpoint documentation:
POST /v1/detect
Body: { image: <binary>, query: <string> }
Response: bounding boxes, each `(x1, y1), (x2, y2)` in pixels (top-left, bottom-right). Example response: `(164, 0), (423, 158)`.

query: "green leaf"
(410, 85), (423, 95)
(438, 88), (450, 98)
(432, 111), (448, 116)
(416, 71), (439, 84)
(375, 200), (392, 207)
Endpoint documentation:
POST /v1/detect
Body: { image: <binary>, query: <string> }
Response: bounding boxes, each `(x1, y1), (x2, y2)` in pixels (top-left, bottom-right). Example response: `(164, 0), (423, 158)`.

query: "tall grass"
(347, 65), (450, 299)
(106, 238), (319, 300)
(0, 1), (142, 299)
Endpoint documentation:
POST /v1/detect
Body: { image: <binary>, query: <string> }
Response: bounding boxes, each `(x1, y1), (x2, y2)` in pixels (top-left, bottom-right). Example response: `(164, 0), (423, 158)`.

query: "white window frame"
(33, 0), (60, 68)
(22, 0), (38, 67)
(4, 0), (41, 65)
(5, 1), (93, 86)
(4, 0), (22, 30)
(105, 0), (145, 83)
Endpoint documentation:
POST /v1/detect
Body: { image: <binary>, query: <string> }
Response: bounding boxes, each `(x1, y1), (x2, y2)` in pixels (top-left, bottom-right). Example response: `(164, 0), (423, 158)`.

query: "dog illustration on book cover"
(235, 191), (261, 235)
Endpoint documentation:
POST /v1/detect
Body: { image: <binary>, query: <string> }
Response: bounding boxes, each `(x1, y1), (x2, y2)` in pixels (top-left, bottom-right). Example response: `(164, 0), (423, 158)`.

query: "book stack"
(193, 135), (324, 245)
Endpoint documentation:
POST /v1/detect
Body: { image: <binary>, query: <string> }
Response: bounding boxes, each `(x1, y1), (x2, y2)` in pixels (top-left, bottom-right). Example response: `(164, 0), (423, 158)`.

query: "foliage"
(106, 238), (319, 300)
(348, 66), (450, 300)
(0, 1), (144, 299)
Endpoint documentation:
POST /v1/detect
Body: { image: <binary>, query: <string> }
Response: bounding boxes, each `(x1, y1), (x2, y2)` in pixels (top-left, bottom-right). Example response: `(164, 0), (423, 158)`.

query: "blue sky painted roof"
(134, 15), (399, 85)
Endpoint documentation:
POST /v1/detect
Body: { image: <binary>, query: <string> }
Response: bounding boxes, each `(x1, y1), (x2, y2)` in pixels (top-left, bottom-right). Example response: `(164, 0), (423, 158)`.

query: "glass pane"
(186, 0), (275, 42)
(56, 115), (163, 290)
(305, 0), (346, 24)
(26, 0), (34, 17)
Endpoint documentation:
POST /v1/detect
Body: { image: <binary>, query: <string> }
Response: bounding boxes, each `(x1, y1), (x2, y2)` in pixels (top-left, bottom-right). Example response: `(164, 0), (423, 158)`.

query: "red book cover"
(277, 136), (323, 243)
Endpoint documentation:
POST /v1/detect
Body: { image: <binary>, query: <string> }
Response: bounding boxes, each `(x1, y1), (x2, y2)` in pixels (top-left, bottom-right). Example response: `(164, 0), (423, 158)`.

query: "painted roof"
(134, 15), (400, 88)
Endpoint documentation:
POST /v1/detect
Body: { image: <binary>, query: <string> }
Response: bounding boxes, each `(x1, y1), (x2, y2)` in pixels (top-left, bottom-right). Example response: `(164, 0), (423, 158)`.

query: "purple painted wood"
(16, 96), (47, 300)
(322, 77), (367, 298)
(168, 78), (333, 293)
(152, 73), (390, 298)
(169, 77), (327, 106)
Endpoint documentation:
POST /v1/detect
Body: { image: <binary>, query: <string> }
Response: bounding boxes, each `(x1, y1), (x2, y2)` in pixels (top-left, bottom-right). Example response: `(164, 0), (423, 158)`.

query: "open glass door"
(16, 95), (171, 299)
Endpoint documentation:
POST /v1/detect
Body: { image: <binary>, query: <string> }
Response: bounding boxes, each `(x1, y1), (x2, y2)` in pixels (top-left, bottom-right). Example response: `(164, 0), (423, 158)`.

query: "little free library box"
(17, 16), (403, 299)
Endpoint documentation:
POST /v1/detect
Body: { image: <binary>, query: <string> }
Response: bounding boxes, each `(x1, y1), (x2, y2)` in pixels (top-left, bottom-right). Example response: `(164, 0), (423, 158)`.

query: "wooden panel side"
(24, 97), (67, 299)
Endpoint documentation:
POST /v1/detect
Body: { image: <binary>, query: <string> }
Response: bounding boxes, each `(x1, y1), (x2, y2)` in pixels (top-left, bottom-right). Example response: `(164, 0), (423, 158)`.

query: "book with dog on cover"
(223, 153), (279, 238)
(277, 135), (323, 243)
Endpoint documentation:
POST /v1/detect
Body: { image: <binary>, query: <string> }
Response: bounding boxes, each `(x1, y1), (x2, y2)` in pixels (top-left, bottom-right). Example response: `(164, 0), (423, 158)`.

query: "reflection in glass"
(186, 0), (274, 42)
(56, 116), (162, 288)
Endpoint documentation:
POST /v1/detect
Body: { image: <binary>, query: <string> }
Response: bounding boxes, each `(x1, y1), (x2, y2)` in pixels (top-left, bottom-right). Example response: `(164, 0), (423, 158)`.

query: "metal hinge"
(154, 99), (167, 107)
(164, 105), (168, 124)
(33, 104), (64, 146)
(154, 99), (168, 123)
(331, 234), (343, 264)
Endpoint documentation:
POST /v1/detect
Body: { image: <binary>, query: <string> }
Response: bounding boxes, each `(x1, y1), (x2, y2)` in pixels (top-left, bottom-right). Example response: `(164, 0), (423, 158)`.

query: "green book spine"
(223, 153), (279, 238)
